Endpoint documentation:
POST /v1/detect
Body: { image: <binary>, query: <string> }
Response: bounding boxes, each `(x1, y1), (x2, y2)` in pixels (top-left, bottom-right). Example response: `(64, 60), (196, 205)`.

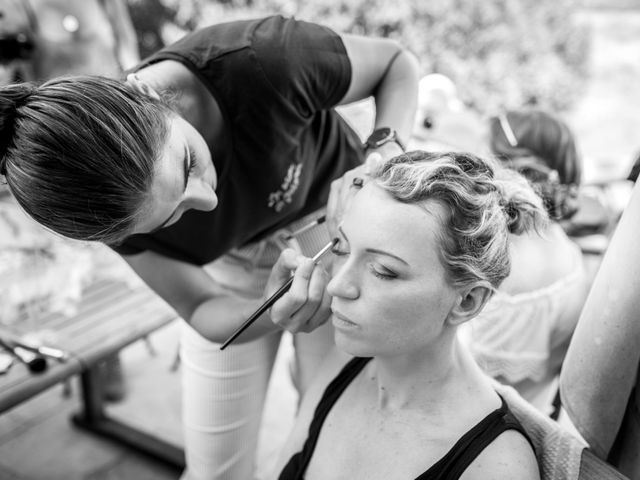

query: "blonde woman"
(271, 151), (542, 479)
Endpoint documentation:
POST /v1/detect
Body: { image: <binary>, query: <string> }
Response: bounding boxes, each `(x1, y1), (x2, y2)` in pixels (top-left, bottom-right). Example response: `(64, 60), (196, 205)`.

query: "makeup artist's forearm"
(188, 296), (278, 343)
(372, 49), (420, 141)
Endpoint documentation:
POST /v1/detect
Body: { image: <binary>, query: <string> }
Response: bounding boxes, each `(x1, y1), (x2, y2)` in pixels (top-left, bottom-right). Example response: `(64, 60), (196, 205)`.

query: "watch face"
(367, 127), (395, 148)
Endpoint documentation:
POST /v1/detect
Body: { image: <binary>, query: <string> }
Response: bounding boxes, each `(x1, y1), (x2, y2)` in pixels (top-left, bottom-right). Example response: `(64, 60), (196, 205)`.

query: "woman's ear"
(447, 283), (493, 326)
(125, 73), (161, 100)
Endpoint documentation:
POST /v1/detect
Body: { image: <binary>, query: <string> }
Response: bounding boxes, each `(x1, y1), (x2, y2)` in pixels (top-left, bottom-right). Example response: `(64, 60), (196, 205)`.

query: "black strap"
(418, 396), (529, 479)
(279, 357), (371, 480)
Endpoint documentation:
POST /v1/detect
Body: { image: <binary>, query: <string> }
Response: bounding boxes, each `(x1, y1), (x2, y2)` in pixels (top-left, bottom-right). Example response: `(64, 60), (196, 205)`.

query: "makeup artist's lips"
(332, 311), (358, 329)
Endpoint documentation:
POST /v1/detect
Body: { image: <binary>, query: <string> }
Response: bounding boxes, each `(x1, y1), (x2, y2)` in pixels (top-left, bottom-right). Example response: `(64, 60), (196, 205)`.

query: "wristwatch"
(363, 127), (405, 152)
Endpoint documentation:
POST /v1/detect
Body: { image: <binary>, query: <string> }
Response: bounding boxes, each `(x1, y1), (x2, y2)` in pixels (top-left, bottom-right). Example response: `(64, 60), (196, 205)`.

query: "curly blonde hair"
(372, 150), (548, 289)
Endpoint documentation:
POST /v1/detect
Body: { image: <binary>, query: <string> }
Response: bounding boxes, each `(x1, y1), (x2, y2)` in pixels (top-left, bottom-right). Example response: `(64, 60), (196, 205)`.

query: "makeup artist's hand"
(266, 248), (332, 333)
(326, 150), (387, 237)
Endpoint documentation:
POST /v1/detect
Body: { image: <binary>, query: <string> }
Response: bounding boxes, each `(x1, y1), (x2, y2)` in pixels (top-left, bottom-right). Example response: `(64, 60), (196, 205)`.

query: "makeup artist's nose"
(185, 178), (218, 212)
(327, 262), (359, 300)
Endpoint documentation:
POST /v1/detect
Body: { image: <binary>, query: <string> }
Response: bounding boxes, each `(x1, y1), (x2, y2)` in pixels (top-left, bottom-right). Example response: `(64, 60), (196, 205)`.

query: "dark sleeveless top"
(279, 357), (531, 480)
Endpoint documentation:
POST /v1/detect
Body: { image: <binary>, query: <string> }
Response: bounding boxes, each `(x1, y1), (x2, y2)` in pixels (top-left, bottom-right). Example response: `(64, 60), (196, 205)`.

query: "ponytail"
(0, 75), (170, 244)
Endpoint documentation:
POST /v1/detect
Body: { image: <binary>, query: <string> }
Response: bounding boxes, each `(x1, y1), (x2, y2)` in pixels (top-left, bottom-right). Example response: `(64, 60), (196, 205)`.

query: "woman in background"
(461, 110), (592, 415)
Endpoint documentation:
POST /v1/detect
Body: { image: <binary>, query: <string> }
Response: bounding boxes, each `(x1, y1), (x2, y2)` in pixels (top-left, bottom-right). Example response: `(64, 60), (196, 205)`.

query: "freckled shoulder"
(460, 429), (540, 480)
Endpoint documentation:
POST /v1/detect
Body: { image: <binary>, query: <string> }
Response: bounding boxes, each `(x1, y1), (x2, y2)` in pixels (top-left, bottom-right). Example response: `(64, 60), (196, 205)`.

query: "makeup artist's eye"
(370, 264), (397, 280)
(187, 146), (198, 176)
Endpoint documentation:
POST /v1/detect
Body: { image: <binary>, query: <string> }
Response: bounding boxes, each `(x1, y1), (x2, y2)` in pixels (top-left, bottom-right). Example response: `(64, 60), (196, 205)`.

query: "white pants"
(179, 210), (335, 480)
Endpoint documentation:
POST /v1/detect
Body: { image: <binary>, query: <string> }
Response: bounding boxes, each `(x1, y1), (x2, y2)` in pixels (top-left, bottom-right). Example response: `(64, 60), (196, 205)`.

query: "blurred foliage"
(126, 0), (204, 58)
(133, 0), (591, 114)
(218, 0), (591, 114)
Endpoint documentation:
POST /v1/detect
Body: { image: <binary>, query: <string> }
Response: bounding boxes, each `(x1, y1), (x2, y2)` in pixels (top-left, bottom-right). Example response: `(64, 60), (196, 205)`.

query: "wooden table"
(0, 278), (184, 468)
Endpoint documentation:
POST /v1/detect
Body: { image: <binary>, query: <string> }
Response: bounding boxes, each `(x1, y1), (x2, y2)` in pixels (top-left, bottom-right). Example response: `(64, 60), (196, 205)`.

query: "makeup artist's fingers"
(269, 256), (316, 329)
(300, 265), (333, 331)
(269, 257), (331, 333)
(282, 261), (332, 332)
(363, 151), (385, 175)
(264, 248), (300, 298)
(326, 163), (369, 237)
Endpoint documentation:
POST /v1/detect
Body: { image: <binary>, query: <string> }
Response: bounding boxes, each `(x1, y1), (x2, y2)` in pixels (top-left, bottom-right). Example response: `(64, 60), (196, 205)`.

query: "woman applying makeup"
(272, 151), (541, 479)
(0, 15), (419, 479)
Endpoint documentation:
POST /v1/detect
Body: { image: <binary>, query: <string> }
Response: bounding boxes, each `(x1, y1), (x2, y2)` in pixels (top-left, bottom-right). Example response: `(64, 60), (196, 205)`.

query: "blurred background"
(0, 0), (639, 478)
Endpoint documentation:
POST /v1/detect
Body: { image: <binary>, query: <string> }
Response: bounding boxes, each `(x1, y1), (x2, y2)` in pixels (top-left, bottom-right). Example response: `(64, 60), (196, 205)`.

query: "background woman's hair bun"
(0, 82), (37, 175)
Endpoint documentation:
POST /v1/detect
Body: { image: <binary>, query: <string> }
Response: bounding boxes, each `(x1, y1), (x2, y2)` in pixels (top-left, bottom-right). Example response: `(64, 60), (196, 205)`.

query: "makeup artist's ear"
(126, 73), (161, 100)
(447, 283), (493, 326)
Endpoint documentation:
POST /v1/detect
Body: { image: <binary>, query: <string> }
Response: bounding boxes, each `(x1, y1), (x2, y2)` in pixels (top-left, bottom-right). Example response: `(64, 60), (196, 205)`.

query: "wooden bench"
(0, 278), (184, 468)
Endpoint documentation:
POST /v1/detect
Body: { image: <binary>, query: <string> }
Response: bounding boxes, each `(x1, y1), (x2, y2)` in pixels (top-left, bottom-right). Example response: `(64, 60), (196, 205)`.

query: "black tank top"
(279, 357), (531, 480)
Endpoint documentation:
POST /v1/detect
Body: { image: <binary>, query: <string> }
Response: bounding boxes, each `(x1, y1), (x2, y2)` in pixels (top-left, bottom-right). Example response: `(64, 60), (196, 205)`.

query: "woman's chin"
(334, 333), (372, 358)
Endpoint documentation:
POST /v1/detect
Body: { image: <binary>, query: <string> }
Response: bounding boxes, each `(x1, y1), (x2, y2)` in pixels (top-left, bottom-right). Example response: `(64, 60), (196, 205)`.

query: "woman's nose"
(327, 261), (359, 300)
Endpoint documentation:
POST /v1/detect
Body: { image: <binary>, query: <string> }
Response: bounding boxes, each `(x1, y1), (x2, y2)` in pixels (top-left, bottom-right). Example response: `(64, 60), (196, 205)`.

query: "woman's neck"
(366, 333), (487, 412)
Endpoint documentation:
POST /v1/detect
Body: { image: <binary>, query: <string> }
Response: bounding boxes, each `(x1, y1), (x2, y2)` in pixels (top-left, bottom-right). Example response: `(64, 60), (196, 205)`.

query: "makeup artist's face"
(327, 183), (460, 358)
(132, 114), (218, 235)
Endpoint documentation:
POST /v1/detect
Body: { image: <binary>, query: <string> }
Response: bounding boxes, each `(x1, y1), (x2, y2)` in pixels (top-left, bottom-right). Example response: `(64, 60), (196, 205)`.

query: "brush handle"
(219, 277), (294, 350)
(220, 239), (337, 350)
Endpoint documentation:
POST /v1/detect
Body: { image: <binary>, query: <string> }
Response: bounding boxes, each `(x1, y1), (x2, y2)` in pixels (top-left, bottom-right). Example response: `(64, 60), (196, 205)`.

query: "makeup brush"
(283, 216), (326, 241)
(0, 338), (48, 374)
(0, 333), (69, 362)
(220, 238), (337, 350)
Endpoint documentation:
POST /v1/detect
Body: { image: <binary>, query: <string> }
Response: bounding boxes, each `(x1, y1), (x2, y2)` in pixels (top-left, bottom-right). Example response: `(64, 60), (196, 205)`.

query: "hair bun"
(0, 82), (36, 175)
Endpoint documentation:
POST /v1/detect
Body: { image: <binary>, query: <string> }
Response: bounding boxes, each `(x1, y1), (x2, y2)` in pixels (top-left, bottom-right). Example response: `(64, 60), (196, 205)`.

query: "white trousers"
(179, 210), (335, 480)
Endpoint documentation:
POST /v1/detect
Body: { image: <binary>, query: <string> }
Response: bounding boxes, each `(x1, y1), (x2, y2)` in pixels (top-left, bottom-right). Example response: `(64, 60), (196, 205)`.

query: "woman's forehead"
(345, 184), (445, 256)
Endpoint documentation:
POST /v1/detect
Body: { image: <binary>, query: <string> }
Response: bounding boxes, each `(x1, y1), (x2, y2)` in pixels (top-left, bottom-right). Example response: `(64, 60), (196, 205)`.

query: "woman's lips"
(332, 311), (358, 328)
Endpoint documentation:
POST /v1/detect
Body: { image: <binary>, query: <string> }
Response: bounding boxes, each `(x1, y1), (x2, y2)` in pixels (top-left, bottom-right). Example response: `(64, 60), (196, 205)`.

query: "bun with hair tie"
(0, 82), (36, 175)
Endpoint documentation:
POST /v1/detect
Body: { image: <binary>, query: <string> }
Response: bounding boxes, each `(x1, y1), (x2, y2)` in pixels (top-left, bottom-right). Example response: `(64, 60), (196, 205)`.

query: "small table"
(0, 278), (184, 468)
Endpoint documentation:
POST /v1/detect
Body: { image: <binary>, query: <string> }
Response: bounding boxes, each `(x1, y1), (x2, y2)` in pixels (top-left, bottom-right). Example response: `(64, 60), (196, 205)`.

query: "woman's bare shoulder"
(460, 429), (540, 480)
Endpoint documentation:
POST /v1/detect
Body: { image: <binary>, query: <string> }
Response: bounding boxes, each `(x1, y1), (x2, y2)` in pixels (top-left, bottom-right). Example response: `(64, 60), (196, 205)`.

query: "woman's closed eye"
(332, 239), (398, 280)
(369, 264), (397, 280)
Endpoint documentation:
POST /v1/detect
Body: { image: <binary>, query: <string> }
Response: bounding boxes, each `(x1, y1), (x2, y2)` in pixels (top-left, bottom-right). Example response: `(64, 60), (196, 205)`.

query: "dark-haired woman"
(0, 15), (419, 479)
(460, 110), (591, 415)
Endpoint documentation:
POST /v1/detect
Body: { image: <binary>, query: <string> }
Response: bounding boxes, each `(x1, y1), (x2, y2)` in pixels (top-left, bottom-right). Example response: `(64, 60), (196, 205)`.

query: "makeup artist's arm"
(122, 250), (331, 343)
(327, 35), (420, 233)
(340, 35), (419, 144)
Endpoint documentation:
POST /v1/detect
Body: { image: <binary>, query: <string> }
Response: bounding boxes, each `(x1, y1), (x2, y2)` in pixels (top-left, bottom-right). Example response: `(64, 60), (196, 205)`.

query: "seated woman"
(272, 151), (541, 480)
(461, 110), (592, 415)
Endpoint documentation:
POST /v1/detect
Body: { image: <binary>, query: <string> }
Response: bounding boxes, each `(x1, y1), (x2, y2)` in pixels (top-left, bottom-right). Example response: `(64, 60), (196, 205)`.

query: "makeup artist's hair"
(373, 151), (548, 289)
(0, 75), (172, 245)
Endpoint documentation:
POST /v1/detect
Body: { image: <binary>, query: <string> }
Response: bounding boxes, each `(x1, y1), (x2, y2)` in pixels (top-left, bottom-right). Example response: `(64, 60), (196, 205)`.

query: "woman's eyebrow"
(338, 225), (408, 265)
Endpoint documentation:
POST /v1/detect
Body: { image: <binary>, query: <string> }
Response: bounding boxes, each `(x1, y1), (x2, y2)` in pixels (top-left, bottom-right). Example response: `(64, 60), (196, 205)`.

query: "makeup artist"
(273, 151), (542, 480)
(0, 15), (419, 480)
